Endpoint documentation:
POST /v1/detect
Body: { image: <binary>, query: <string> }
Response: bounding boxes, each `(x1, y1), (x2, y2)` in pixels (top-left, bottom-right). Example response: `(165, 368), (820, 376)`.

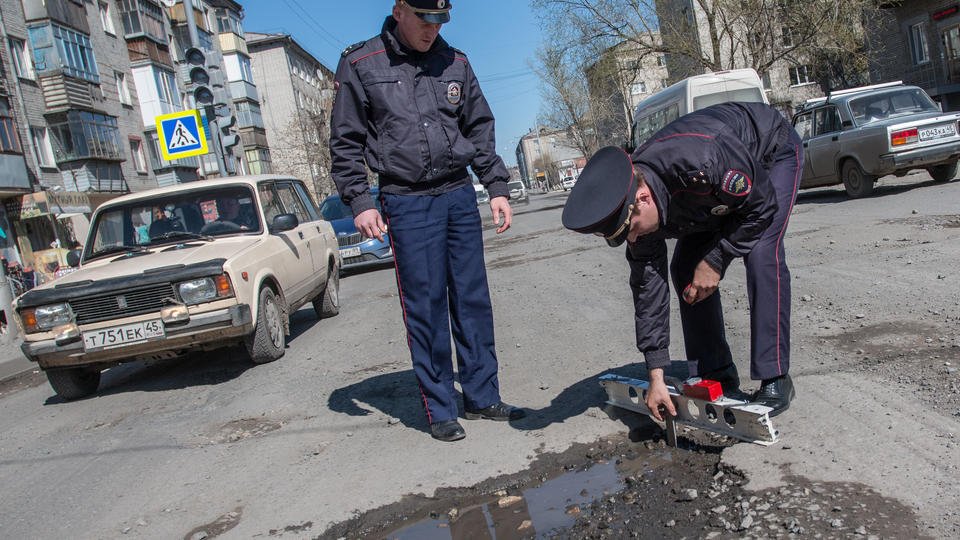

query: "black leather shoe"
(464, 402), (526, 421)
(430, 420), (466, 442)
(700, 364), (750, 401)
(752, 374), (795, 417)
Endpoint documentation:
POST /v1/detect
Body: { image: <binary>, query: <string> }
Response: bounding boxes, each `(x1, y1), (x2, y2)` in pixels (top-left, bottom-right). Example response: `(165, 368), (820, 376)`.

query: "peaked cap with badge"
(401, 0), (453, 24)
(561, 146), (639, 247)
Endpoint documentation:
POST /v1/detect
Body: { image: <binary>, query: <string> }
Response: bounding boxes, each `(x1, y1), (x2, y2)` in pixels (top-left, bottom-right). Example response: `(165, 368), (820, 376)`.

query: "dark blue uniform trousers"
(671, 133), (803, 381)
(381, 183), (502, 424)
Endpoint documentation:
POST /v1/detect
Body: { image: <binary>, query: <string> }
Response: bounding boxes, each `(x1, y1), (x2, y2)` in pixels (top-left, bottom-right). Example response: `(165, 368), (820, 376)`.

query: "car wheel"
(313, 261), (341, 319)
(842, 160), (875, 198)
(245, 287), (285, 364)
(46, 367), (101, 400)
(928, 162), (958, 182)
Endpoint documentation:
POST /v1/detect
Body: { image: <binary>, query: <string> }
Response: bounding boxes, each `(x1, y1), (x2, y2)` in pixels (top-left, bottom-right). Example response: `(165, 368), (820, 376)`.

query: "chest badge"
(446, 82), (462, 104)
(711, 205), (730, 216)
(721, 169), (752, 197)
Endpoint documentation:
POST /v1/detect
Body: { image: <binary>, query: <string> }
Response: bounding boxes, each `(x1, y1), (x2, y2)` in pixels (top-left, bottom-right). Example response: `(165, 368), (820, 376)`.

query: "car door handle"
(298, 231), (304, 239)
(831, 136), (838, 141)
(803, 142), (809, 148)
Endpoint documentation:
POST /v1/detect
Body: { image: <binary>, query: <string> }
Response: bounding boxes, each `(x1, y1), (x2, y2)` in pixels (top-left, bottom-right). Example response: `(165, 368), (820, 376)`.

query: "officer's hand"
(354, 209), (388, 242)
(646, 369), (677, 422)
(683, 260), (721, 305)
(490, 196), (512, 234)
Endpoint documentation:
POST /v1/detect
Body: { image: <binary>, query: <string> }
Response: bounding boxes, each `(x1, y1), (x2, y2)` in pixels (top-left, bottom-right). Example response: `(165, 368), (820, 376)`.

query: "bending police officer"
(562, 102), (802, 419)
(330, 0), (524, 442)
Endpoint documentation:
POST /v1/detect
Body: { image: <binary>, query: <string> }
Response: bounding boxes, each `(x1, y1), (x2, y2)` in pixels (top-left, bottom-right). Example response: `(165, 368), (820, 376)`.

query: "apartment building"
(515, 126), (585, 190)
(0, 0), (155, 282)
(246, 31), (334, 203)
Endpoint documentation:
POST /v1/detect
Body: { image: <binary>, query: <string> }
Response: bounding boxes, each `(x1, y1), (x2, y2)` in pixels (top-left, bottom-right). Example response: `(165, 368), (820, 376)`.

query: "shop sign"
(5, 192), (92, 219)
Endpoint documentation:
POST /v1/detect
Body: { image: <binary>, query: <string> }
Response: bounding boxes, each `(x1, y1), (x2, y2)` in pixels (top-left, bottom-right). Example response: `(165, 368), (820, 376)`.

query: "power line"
(281, 0), (347, 52)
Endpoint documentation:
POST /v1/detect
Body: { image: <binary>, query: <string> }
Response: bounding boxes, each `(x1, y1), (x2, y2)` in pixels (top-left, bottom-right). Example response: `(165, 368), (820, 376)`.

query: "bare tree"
(532, 0), (878, 82)
(532, 45), (603, 157)
(271, 108), (336, 203)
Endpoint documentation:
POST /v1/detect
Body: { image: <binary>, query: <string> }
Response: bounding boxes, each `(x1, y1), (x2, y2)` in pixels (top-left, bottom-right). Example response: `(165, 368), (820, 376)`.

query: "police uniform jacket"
(330, 17), (510, 216)
(627, 102), (795, 369)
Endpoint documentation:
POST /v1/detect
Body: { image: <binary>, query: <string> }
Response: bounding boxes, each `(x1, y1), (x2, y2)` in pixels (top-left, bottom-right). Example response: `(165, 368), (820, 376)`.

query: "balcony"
(21, 0), (89, 33)
(126, 37), (173, 68)
(239, 128), (268, 148)
(229, 80), (259, 102)
(38, 74), (95, 113)
(48, 112), (124, 164)
(0, 154), (31, 194)
(167, 3), (210, 32)
(119, 0), (167, 43)
(218, 32), (248, 55)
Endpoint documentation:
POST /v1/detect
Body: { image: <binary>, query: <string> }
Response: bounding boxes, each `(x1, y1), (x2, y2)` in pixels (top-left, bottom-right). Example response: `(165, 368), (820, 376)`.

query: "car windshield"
(508, 181), (524, 190)
(319, 194), (381, 220)
(86, 185), (261, 261)
(849, 88), (939, 125)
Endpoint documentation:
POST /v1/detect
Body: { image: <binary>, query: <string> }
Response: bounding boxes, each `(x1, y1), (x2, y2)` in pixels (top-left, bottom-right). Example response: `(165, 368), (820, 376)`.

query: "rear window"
(508, 181), (524, 190)
(849, 88), (938, 125)
(692, 87), (766, 110)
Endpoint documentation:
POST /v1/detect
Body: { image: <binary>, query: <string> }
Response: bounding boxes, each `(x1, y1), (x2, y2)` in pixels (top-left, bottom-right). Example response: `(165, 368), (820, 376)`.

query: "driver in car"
(216, 197), (255, 230)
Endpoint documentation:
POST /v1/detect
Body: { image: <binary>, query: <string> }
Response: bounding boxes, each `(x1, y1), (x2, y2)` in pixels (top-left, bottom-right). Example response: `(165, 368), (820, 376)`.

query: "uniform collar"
(634, 163), (669, 228)
(381, 16), (448, 58)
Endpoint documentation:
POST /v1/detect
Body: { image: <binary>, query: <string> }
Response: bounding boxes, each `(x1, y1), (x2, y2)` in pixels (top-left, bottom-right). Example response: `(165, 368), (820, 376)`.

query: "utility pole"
(179, 0), (237, 176)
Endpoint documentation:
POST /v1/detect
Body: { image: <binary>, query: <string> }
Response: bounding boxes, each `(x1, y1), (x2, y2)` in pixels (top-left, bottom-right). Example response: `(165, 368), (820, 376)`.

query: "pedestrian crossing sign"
(156, 109), (208, 161)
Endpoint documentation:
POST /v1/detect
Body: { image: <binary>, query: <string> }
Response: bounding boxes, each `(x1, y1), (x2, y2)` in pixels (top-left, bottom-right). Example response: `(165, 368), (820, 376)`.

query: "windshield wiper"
(90, 244), (148, 259)
(149, 231), (215, 243)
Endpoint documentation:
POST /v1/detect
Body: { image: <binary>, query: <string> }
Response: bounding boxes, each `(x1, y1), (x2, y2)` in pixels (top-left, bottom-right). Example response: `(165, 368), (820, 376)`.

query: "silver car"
(507, 180), (529, 203)
(793, 82), (960, 198)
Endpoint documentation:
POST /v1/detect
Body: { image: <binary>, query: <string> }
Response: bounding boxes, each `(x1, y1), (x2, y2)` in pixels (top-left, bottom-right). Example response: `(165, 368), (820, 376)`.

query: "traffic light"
(183, 47), (223, 107)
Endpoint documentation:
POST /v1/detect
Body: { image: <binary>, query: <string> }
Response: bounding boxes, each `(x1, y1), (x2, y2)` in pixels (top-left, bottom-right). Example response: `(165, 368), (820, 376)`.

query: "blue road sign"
(156, 109), (208, 160)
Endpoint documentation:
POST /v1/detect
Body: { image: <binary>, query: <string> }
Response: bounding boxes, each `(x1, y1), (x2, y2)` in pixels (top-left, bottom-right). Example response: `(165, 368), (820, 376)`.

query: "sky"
(241, 0), (545, 167)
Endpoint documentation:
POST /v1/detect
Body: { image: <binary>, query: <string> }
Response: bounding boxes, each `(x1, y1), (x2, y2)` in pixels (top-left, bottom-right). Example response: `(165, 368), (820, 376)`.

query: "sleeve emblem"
(721, 169), (751, 197)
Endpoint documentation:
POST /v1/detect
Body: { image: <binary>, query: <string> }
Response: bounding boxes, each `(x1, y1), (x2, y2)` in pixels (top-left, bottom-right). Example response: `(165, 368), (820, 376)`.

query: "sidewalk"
(0, 335), (34, 381)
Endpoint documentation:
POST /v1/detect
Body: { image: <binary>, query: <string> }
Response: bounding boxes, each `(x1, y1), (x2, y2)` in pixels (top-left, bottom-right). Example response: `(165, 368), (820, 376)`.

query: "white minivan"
(630, 68), (769, 149)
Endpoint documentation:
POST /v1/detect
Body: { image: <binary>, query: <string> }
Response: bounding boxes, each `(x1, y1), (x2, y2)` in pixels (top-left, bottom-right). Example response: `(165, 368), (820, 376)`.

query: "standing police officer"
(562, 102), (802, 419)
(330, 0), (524, 442)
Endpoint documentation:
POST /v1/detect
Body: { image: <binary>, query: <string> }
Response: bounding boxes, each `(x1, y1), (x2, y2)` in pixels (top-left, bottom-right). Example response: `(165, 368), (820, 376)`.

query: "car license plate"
(83, 320), (165, 351)
(340, 246), (362, 258)
(919, 124), (956, 141)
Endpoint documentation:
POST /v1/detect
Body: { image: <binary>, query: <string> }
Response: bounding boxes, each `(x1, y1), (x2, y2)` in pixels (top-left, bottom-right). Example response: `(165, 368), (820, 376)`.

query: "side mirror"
(270, 213), (299, 232)
(66, 249), (82, 268)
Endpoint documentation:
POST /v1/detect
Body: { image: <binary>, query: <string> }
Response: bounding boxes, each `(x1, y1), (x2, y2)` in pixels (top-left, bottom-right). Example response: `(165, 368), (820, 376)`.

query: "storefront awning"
(5, 191), (91, 220)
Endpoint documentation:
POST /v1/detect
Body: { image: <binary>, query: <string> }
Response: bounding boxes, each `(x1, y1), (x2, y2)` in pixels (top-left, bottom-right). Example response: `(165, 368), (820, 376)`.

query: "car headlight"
(20, 303), (73, 333)
(177, 274), (234, 305)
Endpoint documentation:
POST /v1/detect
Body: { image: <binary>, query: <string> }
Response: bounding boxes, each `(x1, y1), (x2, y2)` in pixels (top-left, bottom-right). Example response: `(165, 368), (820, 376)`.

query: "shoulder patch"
(720, 169), (752, 197)
(342, 40), (367, 57)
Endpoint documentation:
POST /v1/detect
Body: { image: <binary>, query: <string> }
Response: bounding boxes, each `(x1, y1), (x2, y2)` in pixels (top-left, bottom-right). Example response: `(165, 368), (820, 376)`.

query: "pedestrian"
(561, 102), (802, 419)
(330, 0), (525, 441)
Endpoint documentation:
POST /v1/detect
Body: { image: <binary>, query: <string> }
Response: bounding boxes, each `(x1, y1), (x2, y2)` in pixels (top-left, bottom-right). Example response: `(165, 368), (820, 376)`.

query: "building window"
(27, 23), (100, 83)
(656, 55), (665, 67)
(631, 81), (647, 95)
(0, 99), (23, 154)
(99, 1), (116, 35)
(781, 26), (794, 47)
(789, 65), (812, 86)
(47, 111), (122, 163)
(235, 101), (264, 129)
(115, 71), (132, 105)
(8, 38), (35, 80)
(224, 53), (253, 83)
(154, 68), (178, 104)
(129, 137), (147, 172)
(245, 148), (272, 175)
(909, 22), (930, 65)
(30, 127), (55, 167)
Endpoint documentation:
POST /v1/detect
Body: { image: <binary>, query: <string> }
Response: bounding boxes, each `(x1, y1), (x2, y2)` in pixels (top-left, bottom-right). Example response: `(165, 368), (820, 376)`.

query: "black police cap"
(402, 0), (452, 24)
(561, 146), (638, 247)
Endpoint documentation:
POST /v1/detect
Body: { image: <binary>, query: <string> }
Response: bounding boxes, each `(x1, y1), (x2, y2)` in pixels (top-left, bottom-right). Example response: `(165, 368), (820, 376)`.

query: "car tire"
(313, 261), (341, 319)
(46, 367), (101, 400)
(842, 160), (875, 198)
(245, 287), (285, 364)
(928, 162), (958, 183)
